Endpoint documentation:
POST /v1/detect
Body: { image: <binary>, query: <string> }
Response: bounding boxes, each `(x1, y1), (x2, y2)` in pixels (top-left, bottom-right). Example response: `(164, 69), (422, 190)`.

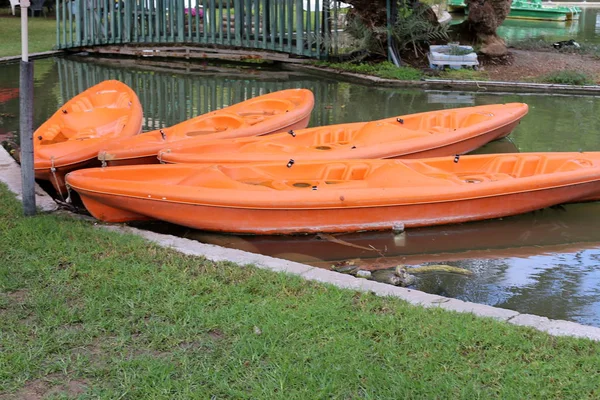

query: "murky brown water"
(2, 55), (600, 326)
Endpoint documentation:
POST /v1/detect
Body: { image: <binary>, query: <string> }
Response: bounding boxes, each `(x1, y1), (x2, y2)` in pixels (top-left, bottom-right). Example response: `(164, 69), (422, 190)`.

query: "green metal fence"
(56, 0), (348, 58)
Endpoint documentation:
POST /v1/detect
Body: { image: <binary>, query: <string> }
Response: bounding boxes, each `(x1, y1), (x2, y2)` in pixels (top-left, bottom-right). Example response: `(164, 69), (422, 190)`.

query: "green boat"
(447, 0), (581, 22)
(447, 0), (467, 13)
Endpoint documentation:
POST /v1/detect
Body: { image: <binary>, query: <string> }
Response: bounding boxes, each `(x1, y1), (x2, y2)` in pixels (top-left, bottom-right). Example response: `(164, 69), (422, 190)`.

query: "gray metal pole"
(20, 0), (36, 216)
(19, 61), (36, 216)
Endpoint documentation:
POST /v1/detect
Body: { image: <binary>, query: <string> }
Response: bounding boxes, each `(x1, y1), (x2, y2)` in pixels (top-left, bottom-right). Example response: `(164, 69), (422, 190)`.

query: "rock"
(371, 270), (403, 286)
(393, 265), (417, 286)
(332, 260), (359, 274)
(392, 222), (405, 233)
(333, 264), (359, 274)
(355, 270), (372, 279)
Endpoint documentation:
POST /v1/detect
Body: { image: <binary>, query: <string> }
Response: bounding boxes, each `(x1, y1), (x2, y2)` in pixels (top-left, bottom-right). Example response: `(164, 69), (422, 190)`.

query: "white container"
(428, 45), (479, 70)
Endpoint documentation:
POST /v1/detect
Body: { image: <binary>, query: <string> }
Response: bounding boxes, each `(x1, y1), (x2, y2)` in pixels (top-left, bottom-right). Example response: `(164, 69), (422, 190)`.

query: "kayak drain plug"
(288, 130), (296, 137)
(287, 159), (295, 168)
(454, 155), (460, 163)
(160, 130), (166, 140)
(397, 118), (404, 124)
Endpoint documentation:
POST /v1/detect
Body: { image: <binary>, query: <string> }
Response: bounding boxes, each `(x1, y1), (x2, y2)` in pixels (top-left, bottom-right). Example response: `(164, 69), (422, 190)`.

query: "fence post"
(124, 0), (131, 42)
(295, 0), (303, 55)
(234, 0), (242, 45)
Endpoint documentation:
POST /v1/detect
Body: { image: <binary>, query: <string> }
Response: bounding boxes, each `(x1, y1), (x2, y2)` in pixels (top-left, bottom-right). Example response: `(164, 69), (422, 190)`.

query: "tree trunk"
(343, 0), (388, 28)
(344, 0), (513, 58)
(454, 0), (513, 56)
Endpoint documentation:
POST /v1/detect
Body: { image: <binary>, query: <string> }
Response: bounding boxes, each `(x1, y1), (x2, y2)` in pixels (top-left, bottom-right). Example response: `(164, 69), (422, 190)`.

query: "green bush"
(541, 70), (595, 85)
(315, 61), (423, 81)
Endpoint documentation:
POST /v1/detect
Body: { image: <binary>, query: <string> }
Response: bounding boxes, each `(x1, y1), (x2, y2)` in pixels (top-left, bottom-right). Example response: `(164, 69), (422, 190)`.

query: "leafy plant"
(343, 14), (387, 58)
(541, 70), (595, 85)
(383, 4), (450, 57)
(446, 45), (474, 56)
(343, 2), (449, 60)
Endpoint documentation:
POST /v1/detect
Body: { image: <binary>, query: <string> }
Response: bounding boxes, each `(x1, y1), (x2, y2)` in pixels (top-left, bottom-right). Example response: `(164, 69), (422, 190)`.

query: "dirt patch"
(0, 375), (88, 400)
(2, 289), (29, 304)
(482, 49), (600, 83)
(208, 328), (225, 340)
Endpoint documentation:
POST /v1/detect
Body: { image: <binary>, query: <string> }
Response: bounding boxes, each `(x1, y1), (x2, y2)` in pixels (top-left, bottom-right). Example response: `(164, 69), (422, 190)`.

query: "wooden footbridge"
(55, 0), (350, 60)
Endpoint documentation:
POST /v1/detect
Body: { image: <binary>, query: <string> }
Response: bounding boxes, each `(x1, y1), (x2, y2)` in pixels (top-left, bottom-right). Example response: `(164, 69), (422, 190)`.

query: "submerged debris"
(331, 260), (359, 274)
(371, 270), (404, 286)
(331, 260), (472, 288)
(405, 264), (473, 276)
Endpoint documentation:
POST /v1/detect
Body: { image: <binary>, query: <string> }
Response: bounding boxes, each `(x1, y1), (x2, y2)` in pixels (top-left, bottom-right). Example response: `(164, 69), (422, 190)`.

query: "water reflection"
(2, 55), (600, 326)
(451, 7), (600, 44)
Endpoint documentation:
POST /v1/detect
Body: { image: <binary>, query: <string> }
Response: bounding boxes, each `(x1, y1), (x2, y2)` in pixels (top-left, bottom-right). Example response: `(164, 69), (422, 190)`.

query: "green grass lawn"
(0, 10), (57, 58)
(2, 183), (600, 398)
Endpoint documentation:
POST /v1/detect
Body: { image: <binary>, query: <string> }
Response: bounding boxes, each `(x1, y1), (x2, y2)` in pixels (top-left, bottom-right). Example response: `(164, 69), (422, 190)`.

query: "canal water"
(2, 56), (600, 326)
(451, 7), (600, 45)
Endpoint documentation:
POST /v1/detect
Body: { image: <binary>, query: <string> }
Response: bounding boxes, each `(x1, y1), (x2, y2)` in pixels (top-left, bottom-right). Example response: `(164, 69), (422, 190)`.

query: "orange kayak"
(34, 80), (142, 195)
(66, 152), (600, 234)
(98, 89), (315, 166)
(159, 103), (528, 164)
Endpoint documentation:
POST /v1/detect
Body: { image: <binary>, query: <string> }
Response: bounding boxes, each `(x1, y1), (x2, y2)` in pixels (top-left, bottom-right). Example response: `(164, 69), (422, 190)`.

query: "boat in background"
(97, 89), (314, 166)
(66, 152), (600, 235)
(448, 0), (581, 21)
(159, 103), (528, 165)
(34, 80), (142, 195)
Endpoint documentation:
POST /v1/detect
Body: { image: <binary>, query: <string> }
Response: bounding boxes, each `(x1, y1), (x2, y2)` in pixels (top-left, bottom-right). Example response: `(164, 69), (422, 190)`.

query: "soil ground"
(478, 49), (600, 83)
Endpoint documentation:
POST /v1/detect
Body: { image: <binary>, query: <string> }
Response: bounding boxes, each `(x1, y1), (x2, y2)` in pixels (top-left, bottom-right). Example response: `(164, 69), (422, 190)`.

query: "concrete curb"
(0, 147), (57, 212)
(285, 64), (600, 96)
(0, 51), (64, 65)
(2, 145), (600, 341)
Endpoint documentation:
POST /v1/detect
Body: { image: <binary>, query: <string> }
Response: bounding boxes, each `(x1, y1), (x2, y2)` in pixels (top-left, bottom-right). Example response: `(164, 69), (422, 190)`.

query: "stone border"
(0, 146), (57, 212)
(283, 64), (600, 96)
(0, 51), (64, 65)
(2, 145), (600, 341)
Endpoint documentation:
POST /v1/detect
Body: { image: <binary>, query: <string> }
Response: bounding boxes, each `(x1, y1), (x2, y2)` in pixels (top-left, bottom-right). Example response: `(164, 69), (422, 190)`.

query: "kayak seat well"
(416, 112), (457, 130)
(486, 155), (551, 177)
(90, 90), (131, 109)
(184, 114), (248, 137)
(366, 163), (457, 187)
(457, 112), (493, 128)
(39, 124), (69, 145)
(311, 127), (354, 147)
(237, 99), (295, 117)
(352, 121), (428, 143)
(177, 166), (273, 190)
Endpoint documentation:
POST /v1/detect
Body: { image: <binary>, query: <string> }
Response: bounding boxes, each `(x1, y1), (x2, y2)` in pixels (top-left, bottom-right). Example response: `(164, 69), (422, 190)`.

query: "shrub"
(541, 70), (595, 85)
(315, 61), (423, 81)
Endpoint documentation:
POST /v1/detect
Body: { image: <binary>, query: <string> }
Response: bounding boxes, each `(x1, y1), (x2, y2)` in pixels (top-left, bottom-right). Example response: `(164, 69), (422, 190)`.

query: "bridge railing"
(55, 0), (349, 58)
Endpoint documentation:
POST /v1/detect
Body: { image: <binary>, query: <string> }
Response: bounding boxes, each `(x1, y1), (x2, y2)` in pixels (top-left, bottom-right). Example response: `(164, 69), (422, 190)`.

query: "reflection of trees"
(56, 56), (357, 130)
(467, 92), (600, 153)
(0, 59), (60, 144)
